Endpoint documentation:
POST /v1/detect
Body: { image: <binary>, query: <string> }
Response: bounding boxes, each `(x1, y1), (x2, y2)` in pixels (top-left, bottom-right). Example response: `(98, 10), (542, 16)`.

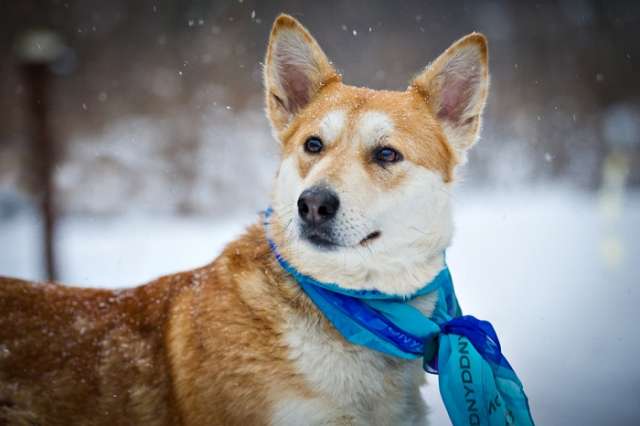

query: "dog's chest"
(276, 308), (430, 425)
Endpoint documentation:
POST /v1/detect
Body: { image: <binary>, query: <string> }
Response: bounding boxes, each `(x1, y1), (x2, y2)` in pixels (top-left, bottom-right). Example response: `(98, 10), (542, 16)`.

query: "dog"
(0, 14), (489, 426)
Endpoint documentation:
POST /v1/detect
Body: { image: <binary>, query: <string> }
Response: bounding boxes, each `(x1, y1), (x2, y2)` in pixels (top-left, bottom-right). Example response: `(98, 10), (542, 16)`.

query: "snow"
(0, 212), (255, 287)
(1, 188), (639, 424)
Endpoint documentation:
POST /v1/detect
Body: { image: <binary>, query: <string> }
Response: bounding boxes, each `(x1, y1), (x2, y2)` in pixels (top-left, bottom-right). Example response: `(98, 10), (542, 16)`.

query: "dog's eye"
(374, 147), (403, 164)
(304, 136), (324, 154)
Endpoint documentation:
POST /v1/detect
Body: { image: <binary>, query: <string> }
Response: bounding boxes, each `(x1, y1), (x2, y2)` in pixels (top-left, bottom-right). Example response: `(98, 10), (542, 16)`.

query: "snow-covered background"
(1, 1), (640, 424)
(2, 186), (639, 425)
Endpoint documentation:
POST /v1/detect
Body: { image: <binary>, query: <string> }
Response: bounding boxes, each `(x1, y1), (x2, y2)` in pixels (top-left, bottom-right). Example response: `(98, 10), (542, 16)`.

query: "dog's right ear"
(264, 14), (339, 135)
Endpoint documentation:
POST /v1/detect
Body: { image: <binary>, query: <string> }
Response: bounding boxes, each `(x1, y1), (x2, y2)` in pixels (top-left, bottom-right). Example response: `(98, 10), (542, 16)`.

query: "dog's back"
(0, 225), (309, 426)
(0, 275), (185, 425)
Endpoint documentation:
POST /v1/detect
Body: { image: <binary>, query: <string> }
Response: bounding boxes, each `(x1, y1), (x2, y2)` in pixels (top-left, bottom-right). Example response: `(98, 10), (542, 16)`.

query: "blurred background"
(0, 1), (639, 425)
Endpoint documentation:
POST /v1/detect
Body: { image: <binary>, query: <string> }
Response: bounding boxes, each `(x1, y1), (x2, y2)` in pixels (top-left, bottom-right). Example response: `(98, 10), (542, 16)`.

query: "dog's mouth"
(359, 231), (381, 246)
(306, 232), (339, 249)
(301, 226), (341, 250)
(301, 227), (381, 250)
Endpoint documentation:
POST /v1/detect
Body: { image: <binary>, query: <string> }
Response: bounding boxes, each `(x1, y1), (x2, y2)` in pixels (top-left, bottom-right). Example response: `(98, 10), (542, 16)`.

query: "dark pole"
(17, 31), (64, 282)
(24, 64), (57, 281)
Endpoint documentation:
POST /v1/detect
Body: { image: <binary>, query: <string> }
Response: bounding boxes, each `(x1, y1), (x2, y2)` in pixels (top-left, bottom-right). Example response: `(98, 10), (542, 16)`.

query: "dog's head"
(265, 15), (489, 295)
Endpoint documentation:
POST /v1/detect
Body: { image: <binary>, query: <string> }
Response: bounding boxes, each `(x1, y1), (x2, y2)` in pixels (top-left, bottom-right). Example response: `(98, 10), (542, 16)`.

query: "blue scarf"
(264, 210), (534, 426)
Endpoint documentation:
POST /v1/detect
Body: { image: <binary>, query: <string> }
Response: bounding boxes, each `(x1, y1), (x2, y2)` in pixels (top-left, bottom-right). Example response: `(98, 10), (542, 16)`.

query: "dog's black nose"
(297, 186), (340, 226)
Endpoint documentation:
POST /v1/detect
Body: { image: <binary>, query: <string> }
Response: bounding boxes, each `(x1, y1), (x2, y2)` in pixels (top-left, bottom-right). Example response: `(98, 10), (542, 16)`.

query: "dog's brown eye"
(304, 136), (324, 154)
(374, 147), (402, 164)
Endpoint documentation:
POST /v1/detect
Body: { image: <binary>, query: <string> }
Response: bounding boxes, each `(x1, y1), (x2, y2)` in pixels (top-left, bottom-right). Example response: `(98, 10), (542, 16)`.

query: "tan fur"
(0, 226), (317, 425)
(1, 14), (489, 426)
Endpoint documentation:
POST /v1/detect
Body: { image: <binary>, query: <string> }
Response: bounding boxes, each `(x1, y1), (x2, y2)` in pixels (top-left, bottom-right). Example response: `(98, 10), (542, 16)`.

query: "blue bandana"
(264, 210), (534, 426)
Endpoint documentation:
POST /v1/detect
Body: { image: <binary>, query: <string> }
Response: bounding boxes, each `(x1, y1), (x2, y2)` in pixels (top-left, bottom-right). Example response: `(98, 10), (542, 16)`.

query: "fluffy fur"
(0, 14), (489, 426)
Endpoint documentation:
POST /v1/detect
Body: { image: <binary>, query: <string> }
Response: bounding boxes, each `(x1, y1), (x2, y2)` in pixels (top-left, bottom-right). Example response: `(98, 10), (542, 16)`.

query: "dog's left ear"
(411, 33), (489, 158)
(264, 14), (339, 135)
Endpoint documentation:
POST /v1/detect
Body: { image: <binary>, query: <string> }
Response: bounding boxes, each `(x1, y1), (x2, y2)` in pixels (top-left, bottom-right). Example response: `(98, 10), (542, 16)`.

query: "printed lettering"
(459, 336), (469, 354)
(457, 336), (479, 425)
(467, 398), (477, 413)
(464, 384), (474, 399)
(489, 395), (501, 414)
(460, 354), (471, 369)
(462, 369), (473, 384)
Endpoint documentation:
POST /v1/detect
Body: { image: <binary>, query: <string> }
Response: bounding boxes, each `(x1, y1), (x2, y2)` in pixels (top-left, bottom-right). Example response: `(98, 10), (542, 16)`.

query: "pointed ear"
(411, 33), (489, 157)
(264, 14), (339, 134)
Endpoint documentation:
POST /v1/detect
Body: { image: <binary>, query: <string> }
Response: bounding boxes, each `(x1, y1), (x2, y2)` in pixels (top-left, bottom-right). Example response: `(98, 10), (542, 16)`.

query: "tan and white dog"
(0, 14), (489, 426)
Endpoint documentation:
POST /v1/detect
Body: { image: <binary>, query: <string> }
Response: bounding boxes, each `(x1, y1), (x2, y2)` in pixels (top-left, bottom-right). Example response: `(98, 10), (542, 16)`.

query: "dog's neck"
(303, 251), (446, 296)
(271, 234), (447, 298)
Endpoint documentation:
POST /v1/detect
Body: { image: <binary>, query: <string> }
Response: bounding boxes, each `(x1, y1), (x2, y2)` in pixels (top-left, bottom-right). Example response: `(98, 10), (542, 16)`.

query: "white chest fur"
(271, 294), (437, 426)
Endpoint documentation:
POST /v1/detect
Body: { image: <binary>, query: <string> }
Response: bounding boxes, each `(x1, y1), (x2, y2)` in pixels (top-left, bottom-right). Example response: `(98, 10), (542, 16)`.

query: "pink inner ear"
(281, 64), (311, 113)
(276, 45), (312, 113)
(437, 72), (478, 124)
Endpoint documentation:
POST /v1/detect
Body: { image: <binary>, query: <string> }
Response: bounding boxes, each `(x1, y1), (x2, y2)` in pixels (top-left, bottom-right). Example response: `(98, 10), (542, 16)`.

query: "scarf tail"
(437, 317), (535, 426)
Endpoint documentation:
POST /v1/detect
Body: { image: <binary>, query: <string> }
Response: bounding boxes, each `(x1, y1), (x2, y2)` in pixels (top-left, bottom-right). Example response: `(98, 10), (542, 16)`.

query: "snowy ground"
(1, 188), (639, 425)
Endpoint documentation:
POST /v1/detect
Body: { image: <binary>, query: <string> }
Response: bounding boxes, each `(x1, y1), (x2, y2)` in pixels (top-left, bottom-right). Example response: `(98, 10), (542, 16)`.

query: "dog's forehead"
(315, 108), (394, 148)
(318, 110), (347, 142)
(304, 84), (427, 141)
(317, 84), (419, 121)
(355, 111), (394, 146)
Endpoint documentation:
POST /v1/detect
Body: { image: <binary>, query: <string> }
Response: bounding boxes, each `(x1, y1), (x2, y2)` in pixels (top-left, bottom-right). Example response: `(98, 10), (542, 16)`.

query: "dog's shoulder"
(166, 223), (319, 425)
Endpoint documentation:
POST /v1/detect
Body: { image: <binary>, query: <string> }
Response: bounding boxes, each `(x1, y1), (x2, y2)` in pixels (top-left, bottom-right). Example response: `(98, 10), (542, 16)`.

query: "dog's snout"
(297, 186), (340, 226)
